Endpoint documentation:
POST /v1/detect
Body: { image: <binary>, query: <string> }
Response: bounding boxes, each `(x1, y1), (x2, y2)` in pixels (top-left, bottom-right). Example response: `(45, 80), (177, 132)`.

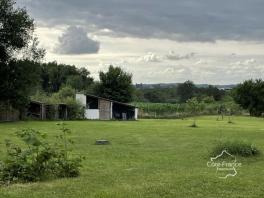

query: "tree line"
(0, 0), (263, 118)
(134, 80), (226, 103)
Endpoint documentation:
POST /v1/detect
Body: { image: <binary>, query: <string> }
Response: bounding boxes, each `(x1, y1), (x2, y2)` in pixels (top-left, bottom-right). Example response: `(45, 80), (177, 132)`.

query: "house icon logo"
(207, 150), (242, 179)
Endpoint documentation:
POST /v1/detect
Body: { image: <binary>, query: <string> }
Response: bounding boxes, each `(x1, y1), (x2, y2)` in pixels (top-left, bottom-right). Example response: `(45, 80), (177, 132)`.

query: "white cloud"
(137, 52), (162, 63)
(232, 58), (257, 66)
(194, 59), (207, 65)
(55, 26), (100, 55)
(244, 58), (257, 65)
(166, 51), (195, 60)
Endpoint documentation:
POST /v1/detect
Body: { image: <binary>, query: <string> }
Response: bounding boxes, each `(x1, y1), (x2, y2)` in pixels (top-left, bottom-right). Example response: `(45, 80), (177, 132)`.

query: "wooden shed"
(26, 101), (68, 120)
(76, 94), (138, 120)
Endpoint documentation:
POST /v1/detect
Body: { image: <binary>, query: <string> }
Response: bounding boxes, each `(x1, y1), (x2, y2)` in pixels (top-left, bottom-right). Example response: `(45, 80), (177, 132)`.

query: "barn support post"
(41, 104), (46, 120)
(135, 108), (138, 120)
(54, 105), (59, 120)
(110, 102), (113, 119)
(65, 106), (68, 120)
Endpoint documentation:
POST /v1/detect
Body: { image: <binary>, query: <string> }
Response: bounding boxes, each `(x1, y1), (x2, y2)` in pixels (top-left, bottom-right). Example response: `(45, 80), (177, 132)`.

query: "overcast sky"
(17, 0), (264, 84)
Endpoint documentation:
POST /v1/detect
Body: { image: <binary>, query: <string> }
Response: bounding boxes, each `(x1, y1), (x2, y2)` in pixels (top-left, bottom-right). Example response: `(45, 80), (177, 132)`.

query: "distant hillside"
(135, 83), (237, 90)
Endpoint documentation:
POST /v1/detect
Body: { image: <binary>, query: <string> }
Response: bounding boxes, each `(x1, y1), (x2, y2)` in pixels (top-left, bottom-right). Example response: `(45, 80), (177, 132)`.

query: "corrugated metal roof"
(84, 94), (137, 108)
(30, 100), (67, 106)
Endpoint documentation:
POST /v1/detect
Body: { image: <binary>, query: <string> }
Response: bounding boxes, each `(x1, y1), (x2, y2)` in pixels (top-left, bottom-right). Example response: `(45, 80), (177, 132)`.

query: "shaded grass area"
(0, 116), (264, 197)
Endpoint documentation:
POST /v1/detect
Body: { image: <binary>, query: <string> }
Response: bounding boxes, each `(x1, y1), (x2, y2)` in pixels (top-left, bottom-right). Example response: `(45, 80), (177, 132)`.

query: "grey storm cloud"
(55, 26), (100, 54)
(18, 0), (264, 42)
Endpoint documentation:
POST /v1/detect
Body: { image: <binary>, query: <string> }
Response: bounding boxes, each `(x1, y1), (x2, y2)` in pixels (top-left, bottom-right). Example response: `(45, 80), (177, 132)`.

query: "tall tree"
(0, 60), (40, 108)
(94, 65), (134, 102)
(233, 79), (264, 117)
(40, 62), (93, 93)
(0, 0), (34, 62)
(177, 80), (197, 103)
(0, 0), (42, 110)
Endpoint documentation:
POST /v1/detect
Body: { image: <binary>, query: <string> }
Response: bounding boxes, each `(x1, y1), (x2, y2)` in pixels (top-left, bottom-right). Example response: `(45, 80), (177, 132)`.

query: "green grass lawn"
(0, 116), (264, 198)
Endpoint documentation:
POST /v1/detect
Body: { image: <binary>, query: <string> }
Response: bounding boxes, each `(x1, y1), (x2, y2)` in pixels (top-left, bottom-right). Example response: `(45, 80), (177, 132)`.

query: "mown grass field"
(0, 116), (264, 198)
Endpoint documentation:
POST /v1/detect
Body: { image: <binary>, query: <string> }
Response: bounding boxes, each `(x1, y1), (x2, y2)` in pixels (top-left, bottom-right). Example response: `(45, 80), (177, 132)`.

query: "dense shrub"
(0, 123), (83, 185)
(64, 98), (84, 120)
(211, 141), (261, 157)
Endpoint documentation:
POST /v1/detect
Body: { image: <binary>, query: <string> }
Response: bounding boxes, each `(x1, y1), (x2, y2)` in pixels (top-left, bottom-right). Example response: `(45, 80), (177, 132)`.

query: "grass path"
(0, 116), (263, 197)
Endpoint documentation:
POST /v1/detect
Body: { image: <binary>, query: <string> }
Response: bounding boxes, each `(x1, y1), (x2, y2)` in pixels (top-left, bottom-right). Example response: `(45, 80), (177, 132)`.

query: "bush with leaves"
(0, 123), (83, 185)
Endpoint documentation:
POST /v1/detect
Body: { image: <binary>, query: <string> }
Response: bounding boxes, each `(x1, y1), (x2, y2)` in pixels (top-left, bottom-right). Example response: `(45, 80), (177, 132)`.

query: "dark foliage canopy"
(40, 62), (93, 93)
(134, 81), (226, 103)
(0, 0), (34, 62)
(233, 79), (264, 116)
(94, 65), (134, 103)
(176, 80), (197, 103)
(0, 0), (37, 109)
(0, 60), (40, 109)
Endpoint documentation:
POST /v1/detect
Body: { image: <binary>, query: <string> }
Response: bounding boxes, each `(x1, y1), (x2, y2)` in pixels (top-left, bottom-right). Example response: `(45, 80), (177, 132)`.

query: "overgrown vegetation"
(133, 96), (242, 119)
(211, 140), (261, 157)
(0, 123), (83, 185)
(233, 79), (264, 117)
(31, 86), (84, 120)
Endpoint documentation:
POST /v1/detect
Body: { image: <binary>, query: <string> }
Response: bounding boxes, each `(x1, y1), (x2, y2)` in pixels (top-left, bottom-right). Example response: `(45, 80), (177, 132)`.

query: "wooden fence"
(0, 104), (20, 122)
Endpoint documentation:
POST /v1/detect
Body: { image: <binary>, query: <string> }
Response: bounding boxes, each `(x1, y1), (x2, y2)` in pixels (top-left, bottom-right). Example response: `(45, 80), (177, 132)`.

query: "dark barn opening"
(58, 104), (68, 120)
(112, 103), (135, 120)
(26, 101), (43, 119)
(86, 96), (99, 109)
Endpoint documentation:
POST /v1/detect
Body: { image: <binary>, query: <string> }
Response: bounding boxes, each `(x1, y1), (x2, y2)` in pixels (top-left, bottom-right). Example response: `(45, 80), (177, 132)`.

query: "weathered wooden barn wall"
(99, 99), (111, 120)
(0, 104), (20, 122)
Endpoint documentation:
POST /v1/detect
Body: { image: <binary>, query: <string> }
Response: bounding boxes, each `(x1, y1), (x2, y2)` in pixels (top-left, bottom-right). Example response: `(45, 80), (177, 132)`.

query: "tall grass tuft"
(211, 140), (261, 157)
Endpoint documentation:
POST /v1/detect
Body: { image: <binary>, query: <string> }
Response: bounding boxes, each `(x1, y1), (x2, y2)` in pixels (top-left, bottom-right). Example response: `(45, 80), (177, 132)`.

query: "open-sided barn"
(27, 101), (68, 120)
(76, 94), (138, 120)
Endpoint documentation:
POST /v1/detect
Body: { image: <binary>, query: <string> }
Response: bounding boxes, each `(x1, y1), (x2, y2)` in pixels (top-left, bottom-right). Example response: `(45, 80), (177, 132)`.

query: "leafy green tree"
(40, 62), (93, 93)
(0, 60), (41, 110)
(0, 0), (43, 110)
(0, 0), (34, 62)
(143, 89), (167, 103)
(94, 65), (134, 102)
(177, 81), (197, 103)
(201, 96), (215, 104)
(233, 79), (264, 117)
(134, 87), (178, 103)
(198, 85), (225, 101)
(66, 68), (93, 92)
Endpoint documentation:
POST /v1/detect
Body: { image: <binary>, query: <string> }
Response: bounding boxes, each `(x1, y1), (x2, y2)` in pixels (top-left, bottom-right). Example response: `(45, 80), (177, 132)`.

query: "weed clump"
(0, 123), (83, 185)
(211, 140), (261, 157)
